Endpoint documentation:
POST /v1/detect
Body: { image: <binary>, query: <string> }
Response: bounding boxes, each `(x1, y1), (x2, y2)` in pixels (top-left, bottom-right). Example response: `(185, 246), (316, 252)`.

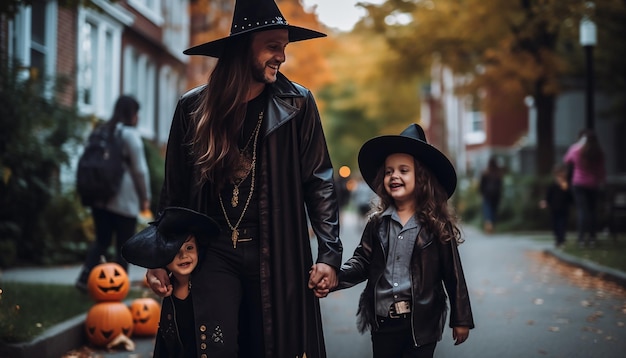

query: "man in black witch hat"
(146, 0), (343, 357)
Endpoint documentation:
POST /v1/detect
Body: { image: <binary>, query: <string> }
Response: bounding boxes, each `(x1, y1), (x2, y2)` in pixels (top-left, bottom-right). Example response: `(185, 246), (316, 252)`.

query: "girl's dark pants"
(551, 209), (569, 246)
(372, 315), (437, 358)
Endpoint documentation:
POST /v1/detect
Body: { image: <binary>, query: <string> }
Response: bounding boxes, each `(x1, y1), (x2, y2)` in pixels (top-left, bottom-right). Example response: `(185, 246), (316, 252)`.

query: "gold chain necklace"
(219, 111), (262, 248)
(231, 111), (264, 207)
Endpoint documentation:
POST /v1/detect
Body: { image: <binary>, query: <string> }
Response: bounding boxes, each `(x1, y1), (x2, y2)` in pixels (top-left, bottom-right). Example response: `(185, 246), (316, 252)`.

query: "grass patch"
(561, 237), (626, 272)
(528, 232), (626, 272)
(0, 282), (147, 344)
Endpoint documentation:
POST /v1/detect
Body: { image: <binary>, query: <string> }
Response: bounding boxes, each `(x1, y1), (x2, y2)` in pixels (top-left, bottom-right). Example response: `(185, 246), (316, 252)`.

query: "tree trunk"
(534, 84), (555, 176)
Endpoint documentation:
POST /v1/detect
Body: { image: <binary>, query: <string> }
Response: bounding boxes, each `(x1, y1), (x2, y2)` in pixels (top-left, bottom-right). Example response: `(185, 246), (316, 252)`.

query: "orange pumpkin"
(129, 297), (161, 336)
(87, 262), (130, 302)
(85, 302), (134, 347)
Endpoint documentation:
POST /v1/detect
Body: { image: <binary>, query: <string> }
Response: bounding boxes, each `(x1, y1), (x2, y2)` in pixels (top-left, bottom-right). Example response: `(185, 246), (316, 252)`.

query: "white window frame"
(76, 8), (124, 118)
(128, 0), (164, 26)
(123, 48), (156, 139)
(7, 0), (57, 93)
(464, 110), (486, 144)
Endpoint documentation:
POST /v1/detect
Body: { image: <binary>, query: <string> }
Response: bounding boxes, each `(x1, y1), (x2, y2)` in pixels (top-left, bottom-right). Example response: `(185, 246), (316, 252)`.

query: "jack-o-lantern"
(85, 302), (134, 347)
(87, 262), (130, 302)
(129, 297), (161, 336)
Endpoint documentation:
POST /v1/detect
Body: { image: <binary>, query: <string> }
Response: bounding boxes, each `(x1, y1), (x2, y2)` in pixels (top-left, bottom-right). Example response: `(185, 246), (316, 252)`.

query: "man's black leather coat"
(337, 215), (474, 347)
(157, 72), (342, 358)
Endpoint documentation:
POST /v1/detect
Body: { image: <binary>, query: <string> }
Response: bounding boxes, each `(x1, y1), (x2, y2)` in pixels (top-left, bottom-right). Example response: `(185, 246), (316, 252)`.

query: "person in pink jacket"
(563, 129), (606, 247)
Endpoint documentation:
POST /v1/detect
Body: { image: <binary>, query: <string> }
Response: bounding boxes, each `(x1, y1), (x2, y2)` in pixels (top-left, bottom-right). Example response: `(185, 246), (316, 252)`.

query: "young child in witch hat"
(314, 123), (475, 358)
(122, 207), (220, 358)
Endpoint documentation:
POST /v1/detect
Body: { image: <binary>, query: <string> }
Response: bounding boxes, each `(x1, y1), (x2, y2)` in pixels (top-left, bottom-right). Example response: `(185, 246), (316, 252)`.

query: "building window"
(123, 47), (156, 139)
(77, 8), (122, 117)
(465, 111), (486, 145)
(8, 0), (57, 86)
(128, 0), (164, 25)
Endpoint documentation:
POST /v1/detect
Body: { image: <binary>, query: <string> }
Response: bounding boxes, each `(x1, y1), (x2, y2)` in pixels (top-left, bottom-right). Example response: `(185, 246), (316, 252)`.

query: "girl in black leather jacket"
(314, 124), (474, 358)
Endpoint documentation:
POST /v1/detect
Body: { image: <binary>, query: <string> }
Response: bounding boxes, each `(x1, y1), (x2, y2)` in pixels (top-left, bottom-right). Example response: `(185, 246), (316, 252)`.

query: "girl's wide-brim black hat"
(183, 0), (326, 57)
(121, 207), (220, 269)
(358, 123), (457, 198)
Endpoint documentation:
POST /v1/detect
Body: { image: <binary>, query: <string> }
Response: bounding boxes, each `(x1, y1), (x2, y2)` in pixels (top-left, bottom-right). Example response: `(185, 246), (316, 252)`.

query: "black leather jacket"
(337, 214), (475, 346)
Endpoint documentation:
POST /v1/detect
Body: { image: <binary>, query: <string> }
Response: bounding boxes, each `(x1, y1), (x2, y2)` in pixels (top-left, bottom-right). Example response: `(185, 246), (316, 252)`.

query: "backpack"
(76, 124), (126, 206)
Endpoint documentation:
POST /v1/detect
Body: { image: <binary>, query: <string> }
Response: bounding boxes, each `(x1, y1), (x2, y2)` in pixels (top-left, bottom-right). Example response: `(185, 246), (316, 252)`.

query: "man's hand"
(308, 263), (337, 298)
(146, 268), (173, 297)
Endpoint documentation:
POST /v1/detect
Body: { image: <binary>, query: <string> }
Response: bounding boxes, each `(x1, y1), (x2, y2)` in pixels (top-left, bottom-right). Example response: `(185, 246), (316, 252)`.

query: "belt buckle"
(389, 301), (411, 318)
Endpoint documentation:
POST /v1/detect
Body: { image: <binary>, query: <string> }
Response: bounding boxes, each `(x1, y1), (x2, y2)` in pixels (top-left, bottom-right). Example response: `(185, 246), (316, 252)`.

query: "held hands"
(308, 263), (337, 298)
(452, 326), (470, 345)
(146, 268), (173, 297)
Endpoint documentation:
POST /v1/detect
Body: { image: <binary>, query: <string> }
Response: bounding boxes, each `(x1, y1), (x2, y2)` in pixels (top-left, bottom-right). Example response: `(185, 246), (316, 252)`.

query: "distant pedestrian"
(122, 207), (220, 358)
(75, 95), (151, 292)
(315, 124), (474, 358)
(479, 156), (503, 233)
(539, 164), (573, 249)
(351, 177), (375, 218)
(563, 129), (606, 248)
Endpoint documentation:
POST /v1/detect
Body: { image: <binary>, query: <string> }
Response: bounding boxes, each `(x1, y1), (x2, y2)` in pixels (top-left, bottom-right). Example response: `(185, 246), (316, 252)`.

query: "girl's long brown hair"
(371, 157), (463, 244)
(189, 33), (256, 191)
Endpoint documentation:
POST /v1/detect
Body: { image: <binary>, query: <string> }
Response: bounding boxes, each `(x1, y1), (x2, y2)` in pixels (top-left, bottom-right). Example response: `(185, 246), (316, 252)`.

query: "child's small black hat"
(122, 207), (220, 269)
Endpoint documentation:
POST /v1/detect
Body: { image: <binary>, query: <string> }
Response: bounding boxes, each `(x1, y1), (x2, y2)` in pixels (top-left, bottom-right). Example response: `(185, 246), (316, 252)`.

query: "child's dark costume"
(545, 181), (573, 246)
(338, 214), (474, 346)
(122, 207), (219, 358)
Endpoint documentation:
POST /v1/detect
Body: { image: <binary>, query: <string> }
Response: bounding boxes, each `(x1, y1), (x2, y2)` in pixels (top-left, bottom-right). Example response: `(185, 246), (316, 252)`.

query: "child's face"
(383, 153), (416, 205)
(166, 235), (199, 277)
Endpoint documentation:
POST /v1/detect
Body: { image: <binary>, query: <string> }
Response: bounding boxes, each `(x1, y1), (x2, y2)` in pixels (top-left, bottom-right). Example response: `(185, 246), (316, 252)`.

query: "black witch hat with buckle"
(184, 0), (326, 57)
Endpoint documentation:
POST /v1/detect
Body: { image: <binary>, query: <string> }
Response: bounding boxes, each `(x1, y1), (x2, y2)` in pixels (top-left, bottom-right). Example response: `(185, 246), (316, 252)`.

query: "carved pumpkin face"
(129, 298), (161, 336)
(87, 262), (130, 302)
(85, 302), (134, 347)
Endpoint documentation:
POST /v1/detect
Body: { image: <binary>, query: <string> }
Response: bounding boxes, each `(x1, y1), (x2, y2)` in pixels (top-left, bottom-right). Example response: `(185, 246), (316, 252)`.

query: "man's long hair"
(371, 157), (463, 244)
(189, 34), (256, 190)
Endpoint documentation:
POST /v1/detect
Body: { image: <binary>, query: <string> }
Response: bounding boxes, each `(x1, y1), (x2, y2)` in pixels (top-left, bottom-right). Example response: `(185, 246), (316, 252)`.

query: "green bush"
(454, 173), (557, 232)
(0, 61), (89, 267)
(143, 139), (165, 214)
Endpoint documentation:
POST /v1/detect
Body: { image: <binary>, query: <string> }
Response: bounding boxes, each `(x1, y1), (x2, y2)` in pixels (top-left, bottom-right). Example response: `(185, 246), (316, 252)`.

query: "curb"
(0, 313), (85, 358)
(543, 248), (626, 288)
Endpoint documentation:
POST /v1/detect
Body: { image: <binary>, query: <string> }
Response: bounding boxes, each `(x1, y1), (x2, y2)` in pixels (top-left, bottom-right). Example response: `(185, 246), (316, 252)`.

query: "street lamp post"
(580, 2), (597, 130)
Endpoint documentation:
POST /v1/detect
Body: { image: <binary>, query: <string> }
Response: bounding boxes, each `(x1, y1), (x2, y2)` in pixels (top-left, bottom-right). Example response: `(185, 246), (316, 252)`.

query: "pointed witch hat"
(184, 0), (326, 57)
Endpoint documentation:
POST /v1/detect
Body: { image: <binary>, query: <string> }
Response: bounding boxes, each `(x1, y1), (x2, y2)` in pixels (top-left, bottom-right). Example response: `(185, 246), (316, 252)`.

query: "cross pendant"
(231, 229), (239, 248)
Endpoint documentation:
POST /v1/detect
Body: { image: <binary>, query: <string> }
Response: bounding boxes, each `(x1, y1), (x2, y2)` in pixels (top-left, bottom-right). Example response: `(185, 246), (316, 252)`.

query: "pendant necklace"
(231, 111), (263, 207)
(219, 111), (263, 248)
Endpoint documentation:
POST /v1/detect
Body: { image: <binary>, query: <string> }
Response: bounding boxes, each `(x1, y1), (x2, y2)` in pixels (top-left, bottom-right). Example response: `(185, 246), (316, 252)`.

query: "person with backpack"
(75, 95), (151, 292)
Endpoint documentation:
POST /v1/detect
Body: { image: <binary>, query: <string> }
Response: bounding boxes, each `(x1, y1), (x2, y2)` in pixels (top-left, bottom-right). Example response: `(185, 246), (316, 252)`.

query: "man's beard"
(251, 60), (278, 84)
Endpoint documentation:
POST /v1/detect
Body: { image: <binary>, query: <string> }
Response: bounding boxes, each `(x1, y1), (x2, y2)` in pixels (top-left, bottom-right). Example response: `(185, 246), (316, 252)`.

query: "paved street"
(2, 210), (626, 358)
(321, 212), (626, 358)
